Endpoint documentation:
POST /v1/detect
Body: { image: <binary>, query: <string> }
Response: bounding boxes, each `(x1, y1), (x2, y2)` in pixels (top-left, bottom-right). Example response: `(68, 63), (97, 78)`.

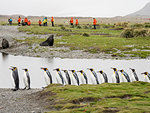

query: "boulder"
(2, 39), (9, 49)
(40, 35), (54, 46)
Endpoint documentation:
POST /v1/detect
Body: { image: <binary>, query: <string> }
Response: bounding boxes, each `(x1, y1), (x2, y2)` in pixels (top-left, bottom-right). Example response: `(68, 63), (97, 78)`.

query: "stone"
(2, 39), (9, 49)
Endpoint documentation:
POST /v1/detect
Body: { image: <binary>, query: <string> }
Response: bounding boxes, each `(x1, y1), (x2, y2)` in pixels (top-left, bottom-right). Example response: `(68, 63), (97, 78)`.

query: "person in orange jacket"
(93, 18), (97, 29)
(17, 16), (21, 26)
(24, 17), (28, 25)
(51, 17), (54, 27)
(75, 19), (78, 26)
(28, 20), (31, 26)
(70, 17), (73, 25)
(38, 20), (42, 26)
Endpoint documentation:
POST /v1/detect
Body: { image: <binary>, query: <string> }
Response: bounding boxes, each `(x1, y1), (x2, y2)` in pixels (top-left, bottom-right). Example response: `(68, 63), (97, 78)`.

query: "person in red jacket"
(18, 16), (21, 26)
(70, 17), (73, 25)
(75, 19), (78, 26)
(28, 20), (31, 26)
(38, 20), (42, 26)
(51, 17), (54, 27)
(24, 17), (28, 25)
(93, 18), (97, 29)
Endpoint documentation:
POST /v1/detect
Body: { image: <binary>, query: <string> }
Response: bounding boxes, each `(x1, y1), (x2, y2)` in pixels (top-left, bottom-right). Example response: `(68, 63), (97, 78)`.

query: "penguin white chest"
(44, 72), (50, 85)
(23, 72), (28, 87)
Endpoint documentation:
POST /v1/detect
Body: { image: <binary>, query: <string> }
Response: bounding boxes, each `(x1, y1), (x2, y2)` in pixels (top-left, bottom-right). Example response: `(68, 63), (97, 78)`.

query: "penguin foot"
(22, 87), (26, 90)
(27, 88), (31, 90)
(11, 88), (18, 91)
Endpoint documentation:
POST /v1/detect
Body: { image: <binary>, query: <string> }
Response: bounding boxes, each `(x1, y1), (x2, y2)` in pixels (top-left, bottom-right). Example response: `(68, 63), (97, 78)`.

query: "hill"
(126, 2), (150, 18)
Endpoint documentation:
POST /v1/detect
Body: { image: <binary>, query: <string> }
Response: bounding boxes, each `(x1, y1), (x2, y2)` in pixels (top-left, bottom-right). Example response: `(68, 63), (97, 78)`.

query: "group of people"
(38, 16), (55, 26)
(9, 16), (97, 29)
(8, 17), (31, 26)
(18, 16), (31, 26)
(69, 17), (97, 29)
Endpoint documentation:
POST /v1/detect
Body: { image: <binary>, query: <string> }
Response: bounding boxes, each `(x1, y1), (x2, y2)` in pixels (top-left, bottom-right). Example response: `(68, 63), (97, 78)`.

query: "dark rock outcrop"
(40, 35), (54, 46)
(2, 39), (9, 49)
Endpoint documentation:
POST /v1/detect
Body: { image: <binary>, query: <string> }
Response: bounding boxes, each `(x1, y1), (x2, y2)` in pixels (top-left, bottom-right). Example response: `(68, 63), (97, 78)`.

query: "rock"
(2, 39), (9, 49)
(40, 35), (54, 46)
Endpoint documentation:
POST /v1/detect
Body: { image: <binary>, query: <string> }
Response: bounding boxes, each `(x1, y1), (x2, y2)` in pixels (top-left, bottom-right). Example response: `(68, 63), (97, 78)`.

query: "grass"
(40, 82), (150, 113)
(16, 25), (150, 58)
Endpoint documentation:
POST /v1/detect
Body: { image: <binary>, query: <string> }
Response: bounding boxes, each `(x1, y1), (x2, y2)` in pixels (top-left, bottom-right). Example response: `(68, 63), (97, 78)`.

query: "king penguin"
(111, 68), (120, 83)
(141, 72), (150, 82)
(130, 68), (139, 81)
(87, 68), (99, 84)
(119, 70), (131, 82)
(54, 68), (65, 85)
(97, 70), (108, 83)
(69, 70), (80, 86)
(9, 66), (19, 91)
(22, 69), (31, 90)
(62, 70), (71, 85)
(41, 68), (52, 86)
(78, 70), (88, 84)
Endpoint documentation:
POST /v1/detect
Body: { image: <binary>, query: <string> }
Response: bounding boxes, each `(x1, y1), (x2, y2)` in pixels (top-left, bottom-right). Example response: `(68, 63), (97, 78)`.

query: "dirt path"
(0, 88), (49, 113)
(0, 25), (114, 59)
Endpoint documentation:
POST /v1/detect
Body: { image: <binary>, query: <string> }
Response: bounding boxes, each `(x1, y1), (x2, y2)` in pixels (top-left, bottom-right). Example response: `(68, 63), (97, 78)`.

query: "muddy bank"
(0, 25), (145, 59)
(0, 88), (50, 113)
(0, 25), (123, 59)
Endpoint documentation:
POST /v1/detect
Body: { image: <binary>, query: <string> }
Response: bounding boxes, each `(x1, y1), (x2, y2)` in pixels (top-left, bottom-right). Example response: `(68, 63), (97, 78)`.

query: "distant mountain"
(126, 2), (150, 17)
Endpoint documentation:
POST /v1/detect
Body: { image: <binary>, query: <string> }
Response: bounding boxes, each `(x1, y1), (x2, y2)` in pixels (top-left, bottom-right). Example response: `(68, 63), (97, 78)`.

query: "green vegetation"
(16, 24), (150, 58)
(41, 82), (150, 113)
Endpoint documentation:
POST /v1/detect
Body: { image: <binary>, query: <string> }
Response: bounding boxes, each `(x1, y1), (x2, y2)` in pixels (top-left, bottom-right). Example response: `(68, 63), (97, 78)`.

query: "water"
(0, 53), (150, 88)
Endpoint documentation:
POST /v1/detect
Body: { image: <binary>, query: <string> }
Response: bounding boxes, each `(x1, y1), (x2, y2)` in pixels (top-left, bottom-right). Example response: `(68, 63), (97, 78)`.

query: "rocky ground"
(0, 88), (50, 113)
(0, 25), (115, 59)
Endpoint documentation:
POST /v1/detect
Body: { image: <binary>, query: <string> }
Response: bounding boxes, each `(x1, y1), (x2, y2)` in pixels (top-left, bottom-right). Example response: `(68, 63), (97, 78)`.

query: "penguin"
(119, 70), (131, 82)
(97, 70), (108, 83)
(41, 68), (52, 86)
(54, 68), (65, 85)
(111, 68), (120, 83)
(62, 70), (71, 85)
(9, 66), (19, 91)
(22, 69), (31, 90)
(77, 70), (88, 84)
(69, 70), (80, 86)
(130, 68), (139, 81)
(87, 68), (99, 84)
(141, 72), (150, 82)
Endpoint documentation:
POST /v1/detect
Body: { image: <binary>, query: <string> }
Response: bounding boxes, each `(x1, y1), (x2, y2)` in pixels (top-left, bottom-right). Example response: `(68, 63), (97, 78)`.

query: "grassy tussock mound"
(120, 28), (150, 38)
(40, 82), (150, 113)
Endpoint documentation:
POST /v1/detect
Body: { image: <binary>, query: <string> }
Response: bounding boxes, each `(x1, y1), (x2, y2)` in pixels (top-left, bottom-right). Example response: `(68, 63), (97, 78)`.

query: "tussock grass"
(41, 82), (150, 113)
(17, 25), (150, 58)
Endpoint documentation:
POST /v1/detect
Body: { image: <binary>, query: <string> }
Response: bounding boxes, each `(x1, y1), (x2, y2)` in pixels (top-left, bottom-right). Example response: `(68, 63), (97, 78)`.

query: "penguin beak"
(41, 67), (44, 70)
(9, 68), (13, 70)
(141, 73), (145, 75)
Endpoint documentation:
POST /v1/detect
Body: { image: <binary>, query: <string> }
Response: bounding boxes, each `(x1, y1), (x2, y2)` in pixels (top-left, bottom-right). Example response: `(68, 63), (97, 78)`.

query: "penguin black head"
(41, 67), (48, 71)
(111, 68), (117, 71)
(62, 70), (67, 72)
(97, 70), (103, 74)
(141, 72), (149, 75)
(78, 70), (83, 73)
(23, 69), (28, 72)
(53, 68), (60, 71)
(9, 66), (17, 71)
(87, 68), (93, 71)
(69, 70), (75, 72)
(119, 70), (124, 72)
(130, 68), (135, 72)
